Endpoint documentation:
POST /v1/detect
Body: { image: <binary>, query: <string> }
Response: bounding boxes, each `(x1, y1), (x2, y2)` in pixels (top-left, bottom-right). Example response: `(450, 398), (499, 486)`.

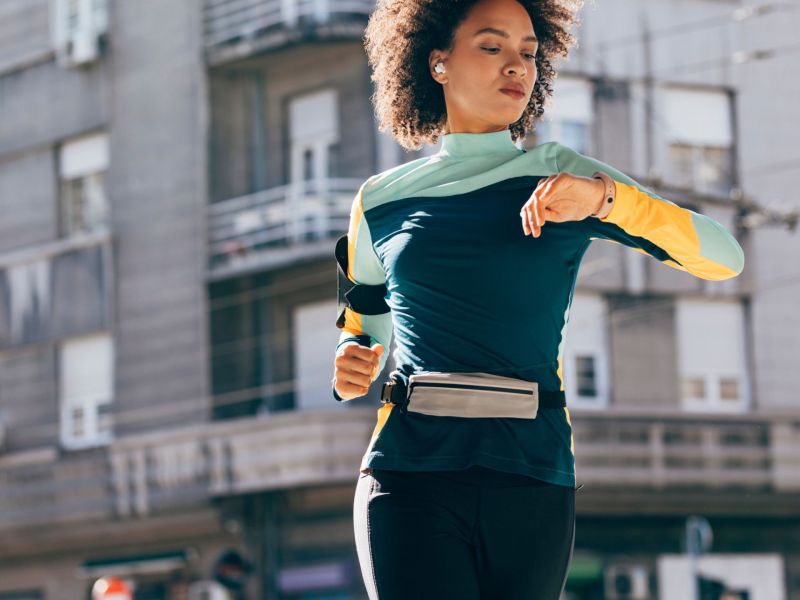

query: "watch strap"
(591, 171), (616, 218)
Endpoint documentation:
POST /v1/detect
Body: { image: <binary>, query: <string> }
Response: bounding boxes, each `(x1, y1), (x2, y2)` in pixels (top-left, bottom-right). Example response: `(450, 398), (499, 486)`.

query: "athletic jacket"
(332, 127), (744, 488)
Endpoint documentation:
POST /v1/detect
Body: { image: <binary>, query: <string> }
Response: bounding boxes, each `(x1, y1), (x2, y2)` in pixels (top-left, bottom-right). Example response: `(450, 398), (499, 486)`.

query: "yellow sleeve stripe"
(600, 180), (742, 280)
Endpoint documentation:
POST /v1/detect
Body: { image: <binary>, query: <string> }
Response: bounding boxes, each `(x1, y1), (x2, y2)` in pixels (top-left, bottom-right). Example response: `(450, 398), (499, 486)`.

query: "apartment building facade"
(0, 0), (798, 598)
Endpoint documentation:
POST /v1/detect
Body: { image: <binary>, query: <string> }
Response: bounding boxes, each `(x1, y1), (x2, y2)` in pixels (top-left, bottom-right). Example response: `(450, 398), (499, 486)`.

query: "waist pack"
(380, 370), (566, 419)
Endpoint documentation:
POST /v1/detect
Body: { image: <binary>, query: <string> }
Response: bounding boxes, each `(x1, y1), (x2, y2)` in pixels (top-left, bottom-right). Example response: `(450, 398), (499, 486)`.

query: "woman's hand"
(333, 343), (385, 400)
(520, 173), (606, 238)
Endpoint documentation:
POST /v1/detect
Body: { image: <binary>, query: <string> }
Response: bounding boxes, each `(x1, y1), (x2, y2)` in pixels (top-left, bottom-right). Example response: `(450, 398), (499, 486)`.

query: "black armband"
(335, 233), (390, 328)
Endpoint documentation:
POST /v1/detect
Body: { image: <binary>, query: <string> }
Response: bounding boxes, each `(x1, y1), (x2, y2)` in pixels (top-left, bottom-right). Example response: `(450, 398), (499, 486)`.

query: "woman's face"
(429, 0), (538, 134)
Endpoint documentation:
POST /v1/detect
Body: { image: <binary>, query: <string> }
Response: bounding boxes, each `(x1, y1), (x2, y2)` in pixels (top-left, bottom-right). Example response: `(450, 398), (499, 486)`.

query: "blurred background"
(0, 0), (798, 598)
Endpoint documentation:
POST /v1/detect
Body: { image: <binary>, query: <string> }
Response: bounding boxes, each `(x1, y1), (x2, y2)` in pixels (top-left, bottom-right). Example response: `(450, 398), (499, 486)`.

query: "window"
(662, 87), (734, 196)
(533, 76), (593, 154)
(288, 88), (339, 184)
(563, 294), (609, 408)
(575, 355), (597, 397)
(58, 131), (110, 237)
(719, 377), (739, 401)
(676, 299), (749, 412)
(288, 89), (339, 241)
(59, 332), (114, 449)
(682, 377), (706, 400)
(292, 299), (343, 411)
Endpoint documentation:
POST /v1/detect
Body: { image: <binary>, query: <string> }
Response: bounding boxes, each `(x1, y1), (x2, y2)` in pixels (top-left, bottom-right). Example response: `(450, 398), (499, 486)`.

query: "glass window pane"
(72, 406), (84, 437)
(667, 143), (694, 189)
(682, 377), (705, 400)
(576, 355), (597, 396)
(96, 402), (113, 434)
(698, 146), (732, 194)
(720, 377), (739, 401)
(61, 172), (108, 237)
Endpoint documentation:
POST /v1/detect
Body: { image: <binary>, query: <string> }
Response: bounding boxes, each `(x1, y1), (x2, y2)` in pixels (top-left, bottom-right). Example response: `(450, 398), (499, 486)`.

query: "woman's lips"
(500, 89), (525, 100)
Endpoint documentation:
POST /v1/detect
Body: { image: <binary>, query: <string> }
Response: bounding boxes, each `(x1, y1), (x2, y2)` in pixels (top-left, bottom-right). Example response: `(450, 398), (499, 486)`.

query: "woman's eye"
(481, 47), (537, 61)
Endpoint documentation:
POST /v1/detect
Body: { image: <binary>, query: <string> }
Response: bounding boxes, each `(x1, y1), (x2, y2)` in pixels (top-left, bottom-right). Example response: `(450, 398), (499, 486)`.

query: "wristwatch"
(591, 171), (616, 218)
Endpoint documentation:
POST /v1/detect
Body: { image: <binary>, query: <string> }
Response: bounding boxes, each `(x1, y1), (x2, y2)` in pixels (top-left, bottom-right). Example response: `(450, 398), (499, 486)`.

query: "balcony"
(204, 0), (375, 65)
(570, 407), (800, 514)
(2, 407), (799, 531)
(207, 177), (359, 279)
(0, 407), (373, 531)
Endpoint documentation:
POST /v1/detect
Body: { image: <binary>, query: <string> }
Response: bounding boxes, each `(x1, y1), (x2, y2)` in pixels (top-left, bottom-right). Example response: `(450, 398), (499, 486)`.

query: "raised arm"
(554, 143), (745, 280)
(332, 182), (393, 401)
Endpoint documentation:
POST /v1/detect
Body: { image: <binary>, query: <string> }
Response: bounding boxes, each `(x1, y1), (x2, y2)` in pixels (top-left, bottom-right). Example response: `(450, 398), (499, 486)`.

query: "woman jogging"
(332, 0), (745, 598)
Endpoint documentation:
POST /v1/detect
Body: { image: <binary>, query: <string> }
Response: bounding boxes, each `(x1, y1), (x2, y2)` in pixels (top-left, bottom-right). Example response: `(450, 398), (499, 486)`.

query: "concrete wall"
(106, 0), (210, 435)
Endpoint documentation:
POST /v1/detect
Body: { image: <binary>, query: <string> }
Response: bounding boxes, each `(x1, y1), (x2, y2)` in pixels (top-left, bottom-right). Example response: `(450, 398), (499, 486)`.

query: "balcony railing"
(204, 0), (375, 64)
(207, 177), (361, 276)
(2, 408), (799, 530)
(572, 409), (777, 488)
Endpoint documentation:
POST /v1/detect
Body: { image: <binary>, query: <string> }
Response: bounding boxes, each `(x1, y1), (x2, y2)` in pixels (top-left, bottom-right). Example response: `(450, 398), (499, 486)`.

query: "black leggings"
(353, 465), (576, 599)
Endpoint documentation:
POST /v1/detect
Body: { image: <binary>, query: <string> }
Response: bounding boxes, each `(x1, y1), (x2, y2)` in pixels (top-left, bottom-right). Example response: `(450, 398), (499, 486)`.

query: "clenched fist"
(333, 342), (385, 400)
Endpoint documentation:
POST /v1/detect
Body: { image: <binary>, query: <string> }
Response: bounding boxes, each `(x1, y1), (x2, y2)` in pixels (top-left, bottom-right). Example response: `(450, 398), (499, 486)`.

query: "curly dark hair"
(363, 0), (584, 151)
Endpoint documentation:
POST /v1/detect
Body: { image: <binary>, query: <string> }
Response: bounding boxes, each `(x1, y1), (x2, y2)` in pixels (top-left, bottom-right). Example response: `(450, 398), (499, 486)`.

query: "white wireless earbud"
(434, 62), (446, 74)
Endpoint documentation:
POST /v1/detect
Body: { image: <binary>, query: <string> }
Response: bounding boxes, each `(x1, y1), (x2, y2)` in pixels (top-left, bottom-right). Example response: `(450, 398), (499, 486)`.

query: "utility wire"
(583, 2), (797, 54)
(650, 40), (800, 78)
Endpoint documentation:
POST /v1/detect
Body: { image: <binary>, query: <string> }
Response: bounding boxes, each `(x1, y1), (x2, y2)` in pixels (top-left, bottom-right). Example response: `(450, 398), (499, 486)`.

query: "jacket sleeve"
(333, 182), (393, 401)
(554, 143), (745, 281)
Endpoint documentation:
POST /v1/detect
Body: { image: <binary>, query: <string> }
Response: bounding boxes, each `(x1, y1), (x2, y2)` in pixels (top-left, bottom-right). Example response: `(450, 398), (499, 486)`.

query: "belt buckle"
(381, 377), (409, 413)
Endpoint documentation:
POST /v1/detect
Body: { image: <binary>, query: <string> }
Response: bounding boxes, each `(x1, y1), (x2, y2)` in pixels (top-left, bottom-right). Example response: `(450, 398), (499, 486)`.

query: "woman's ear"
(429, 51), (448, 83)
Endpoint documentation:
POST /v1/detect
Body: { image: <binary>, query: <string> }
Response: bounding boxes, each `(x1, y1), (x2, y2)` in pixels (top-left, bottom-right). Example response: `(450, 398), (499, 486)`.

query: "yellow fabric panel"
(371, 402), (393, 440)
(556, 357), (574, 456)
(340, 307), (364, 337)
(564, 407), (574, 456)
(600, 180), (739, 280)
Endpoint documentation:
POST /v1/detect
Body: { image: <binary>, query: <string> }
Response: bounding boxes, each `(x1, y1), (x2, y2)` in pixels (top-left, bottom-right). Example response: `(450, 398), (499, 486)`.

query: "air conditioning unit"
(63, 29), (100, 66)
(604, 563), (650, 600)
(52, 0), (109, 68)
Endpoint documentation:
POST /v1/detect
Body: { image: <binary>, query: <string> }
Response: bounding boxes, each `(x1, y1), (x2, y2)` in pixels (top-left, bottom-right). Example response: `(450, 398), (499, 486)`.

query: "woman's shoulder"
(361, 154), (442, 211)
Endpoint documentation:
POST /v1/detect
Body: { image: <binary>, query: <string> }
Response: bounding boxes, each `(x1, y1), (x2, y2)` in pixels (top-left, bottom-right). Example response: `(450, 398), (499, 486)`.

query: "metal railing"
(571, 410), (778, 489)
(204, 0), (375, 51)
(207, 177), (361, 272)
